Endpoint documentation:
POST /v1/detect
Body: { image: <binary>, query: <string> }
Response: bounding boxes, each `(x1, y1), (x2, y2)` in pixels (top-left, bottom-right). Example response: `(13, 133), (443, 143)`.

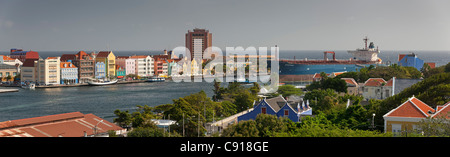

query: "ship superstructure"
(279, 37), (382, 75)
(347, 36), (382, 62)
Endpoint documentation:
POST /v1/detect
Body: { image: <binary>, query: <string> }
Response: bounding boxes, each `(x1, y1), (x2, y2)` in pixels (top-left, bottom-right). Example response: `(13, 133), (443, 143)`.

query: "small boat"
(21, 83), (35, 89)
(146, 77), (165, 82)
(87, 80), (118, 86)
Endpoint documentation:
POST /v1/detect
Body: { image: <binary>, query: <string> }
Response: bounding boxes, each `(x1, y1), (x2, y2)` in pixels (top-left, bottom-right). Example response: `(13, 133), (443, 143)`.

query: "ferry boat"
(146, 77), (165, 82)
(279, 37), (382, 75)
(87, 80), (118, 86)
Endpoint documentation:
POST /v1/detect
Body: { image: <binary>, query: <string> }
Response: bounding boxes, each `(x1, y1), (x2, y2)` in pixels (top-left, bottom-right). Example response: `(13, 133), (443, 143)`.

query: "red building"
(9, 48), (40, 62)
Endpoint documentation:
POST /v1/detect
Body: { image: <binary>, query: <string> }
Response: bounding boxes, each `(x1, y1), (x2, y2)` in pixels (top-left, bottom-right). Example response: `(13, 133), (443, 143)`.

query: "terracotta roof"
(364, 78), (386, 86)
(384, 96), (435, 118)
(116, 56), (131, 59)
(384, 78), (394, 86)
(1, 55), (15, 61)
(130, 55), (150, 59)
(96, 51), (112, 58)
(398, 54), (406, 62)
(431, 101), (450, 118)
(60, 54), (77, 61)
(341, 78), (358, 86)
(60, 62), (77, 68)
(425, 62), (436, 69)
(0, 112), (125, 137)
(46, 57), (59, 60)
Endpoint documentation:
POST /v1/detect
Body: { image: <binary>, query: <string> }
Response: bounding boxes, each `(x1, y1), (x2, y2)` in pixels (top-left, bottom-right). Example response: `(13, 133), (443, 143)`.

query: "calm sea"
(0, 50), (448, 122)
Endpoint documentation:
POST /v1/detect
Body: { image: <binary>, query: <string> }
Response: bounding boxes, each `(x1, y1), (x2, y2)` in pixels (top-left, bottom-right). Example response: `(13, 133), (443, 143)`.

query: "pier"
(0, 89), (19, 93)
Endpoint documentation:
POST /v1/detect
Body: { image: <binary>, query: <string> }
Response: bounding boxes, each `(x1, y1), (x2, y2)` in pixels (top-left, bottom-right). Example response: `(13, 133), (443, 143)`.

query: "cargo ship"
(279, 37), (382, 75)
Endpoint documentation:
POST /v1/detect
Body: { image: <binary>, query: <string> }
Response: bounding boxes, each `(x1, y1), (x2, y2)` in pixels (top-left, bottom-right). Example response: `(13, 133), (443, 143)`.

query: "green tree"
(234, 89), (255, 112)
(277, 85), (303, 97)
(417, 114), (450, 137)
(113, 110), (132, 128)
(222, 120), (259, 137)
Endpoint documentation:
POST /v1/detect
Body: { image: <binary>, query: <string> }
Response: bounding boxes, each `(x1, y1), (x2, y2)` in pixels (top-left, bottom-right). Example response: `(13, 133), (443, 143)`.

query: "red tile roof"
(60, 62), (77, 68)
(0, 112), (125, 137)
(432, 101), (450, 119)
(384, 78), (394, 86)
(341, 78), (358, 86)
(96, 51), (113, 58)
(1, 55), (15, 61)
(384, 96), (435, 118)
(364, 78), (386, 86)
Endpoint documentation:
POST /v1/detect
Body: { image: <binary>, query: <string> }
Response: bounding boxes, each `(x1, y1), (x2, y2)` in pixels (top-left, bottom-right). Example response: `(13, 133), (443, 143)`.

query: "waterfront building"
(166, 59), (180, 76)
(61, 51), (95, 84)
(186, 28), (212, 60)
(0, 64), (18, 82)
(20, 59), (39, 83)
(95, 51), (116, 78)
(383, 96), (450, 136)
(153, 55), (169, 76)
(115, 56), (136, 76)
(60, 61), (78, 84)
(0, 112), (126, 137)
(398, 53), (424, 71)
(237, 95), (312, 123)
(116, 65), (125, 79)
(95, 62), (106, 79)
(37, 57), (61, 85)
(0, 55), (22, 72)
(130, 55), (154, 78)
(9, 48), (40, 62)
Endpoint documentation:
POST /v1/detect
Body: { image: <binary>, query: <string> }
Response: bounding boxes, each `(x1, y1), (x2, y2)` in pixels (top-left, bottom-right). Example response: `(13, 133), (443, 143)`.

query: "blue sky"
(1, 0), (450, 51)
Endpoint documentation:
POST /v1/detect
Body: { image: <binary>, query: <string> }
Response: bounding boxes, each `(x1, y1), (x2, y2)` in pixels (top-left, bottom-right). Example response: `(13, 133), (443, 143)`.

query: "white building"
(130, 55), (154, 77)
(37, 57), (61, 85)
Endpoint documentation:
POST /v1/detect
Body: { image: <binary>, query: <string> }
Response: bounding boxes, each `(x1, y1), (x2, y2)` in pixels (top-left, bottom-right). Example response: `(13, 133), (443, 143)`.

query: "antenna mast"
(363, 36), (369, 50)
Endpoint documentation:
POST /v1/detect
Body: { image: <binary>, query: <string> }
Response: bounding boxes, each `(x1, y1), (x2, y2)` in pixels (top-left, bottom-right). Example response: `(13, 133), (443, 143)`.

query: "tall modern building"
(185, 28), (212, 60)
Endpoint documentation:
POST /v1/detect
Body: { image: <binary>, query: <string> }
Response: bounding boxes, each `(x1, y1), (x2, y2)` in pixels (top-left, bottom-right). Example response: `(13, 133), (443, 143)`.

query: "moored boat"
(87, 80), (118, 86)
(146, 77), (165, 82)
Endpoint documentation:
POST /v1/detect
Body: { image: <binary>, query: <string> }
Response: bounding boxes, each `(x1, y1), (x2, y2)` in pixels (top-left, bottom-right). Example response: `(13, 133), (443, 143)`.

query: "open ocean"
(2, 50), (448, 67)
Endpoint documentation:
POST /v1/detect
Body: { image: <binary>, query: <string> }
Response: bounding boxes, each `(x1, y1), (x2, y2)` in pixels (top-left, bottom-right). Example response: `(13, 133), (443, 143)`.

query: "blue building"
(95, 62), (106, 79)
(60, 61), (78, 84)
(398, 53), (424, 71)
(237, 96), (312, 122)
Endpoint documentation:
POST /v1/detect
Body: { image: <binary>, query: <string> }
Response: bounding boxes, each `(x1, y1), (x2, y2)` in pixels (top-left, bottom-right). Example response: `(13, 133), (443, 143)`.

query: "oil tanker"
(279, 37), (382, 75)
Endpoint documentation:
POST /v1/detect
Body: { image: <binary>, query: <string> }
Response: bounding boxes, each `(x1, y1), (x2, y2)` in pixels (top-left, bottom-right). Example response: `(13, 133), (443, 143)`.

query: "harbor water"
(0, 81), (217, 122)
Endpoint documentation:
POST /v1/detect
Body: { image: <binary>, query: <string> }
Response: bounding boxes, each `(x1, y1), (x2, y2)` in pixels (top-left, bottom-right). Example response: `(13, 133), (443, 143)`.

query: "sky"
(1, 0), (450, 52)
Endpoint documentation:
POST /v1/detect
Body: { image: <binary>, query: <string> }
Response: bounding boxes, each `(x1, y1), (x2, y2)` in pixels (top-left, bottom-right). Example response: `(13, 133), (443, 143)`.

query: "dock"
(35, 80), (148, 88)
(0, 89), (19, 93)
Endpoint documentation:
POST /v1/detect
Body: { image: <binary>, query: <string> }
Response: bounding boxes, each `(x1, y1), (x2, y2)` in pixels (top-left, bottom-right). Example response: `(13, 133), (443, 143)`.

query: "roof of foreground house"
(0, 112), (125, 137)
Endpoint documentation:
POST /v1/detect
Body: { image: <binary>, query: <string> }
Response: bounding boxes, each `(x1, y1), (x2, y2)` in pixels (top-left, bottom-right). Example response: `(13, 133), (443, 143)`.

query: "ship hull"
(279, 60), (378, 75)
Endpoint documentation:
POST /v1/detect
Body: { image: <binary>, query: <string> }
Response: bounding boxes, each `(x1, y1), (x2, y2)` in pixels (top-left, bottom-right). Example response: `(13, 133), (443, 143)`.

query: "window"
(392, 124), (402, 137)
(261, 107), (267, 114)
(284, 109), (289, 116)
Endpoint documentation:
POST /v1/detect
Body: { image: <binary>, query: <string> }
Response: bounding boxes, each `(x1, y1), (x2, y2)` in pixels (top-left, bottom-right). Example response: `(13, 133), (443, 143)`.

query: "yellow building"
(95, 51), (116, 77)
(383, 96), (450, 136)
(0, 64), (18, 82)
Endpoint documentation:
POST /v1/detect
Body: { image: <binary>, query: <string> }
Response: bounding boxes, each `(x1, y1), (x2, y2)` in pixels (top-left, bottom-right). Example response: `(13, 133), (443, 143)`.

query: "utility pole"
(182, 113), (185, 137)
